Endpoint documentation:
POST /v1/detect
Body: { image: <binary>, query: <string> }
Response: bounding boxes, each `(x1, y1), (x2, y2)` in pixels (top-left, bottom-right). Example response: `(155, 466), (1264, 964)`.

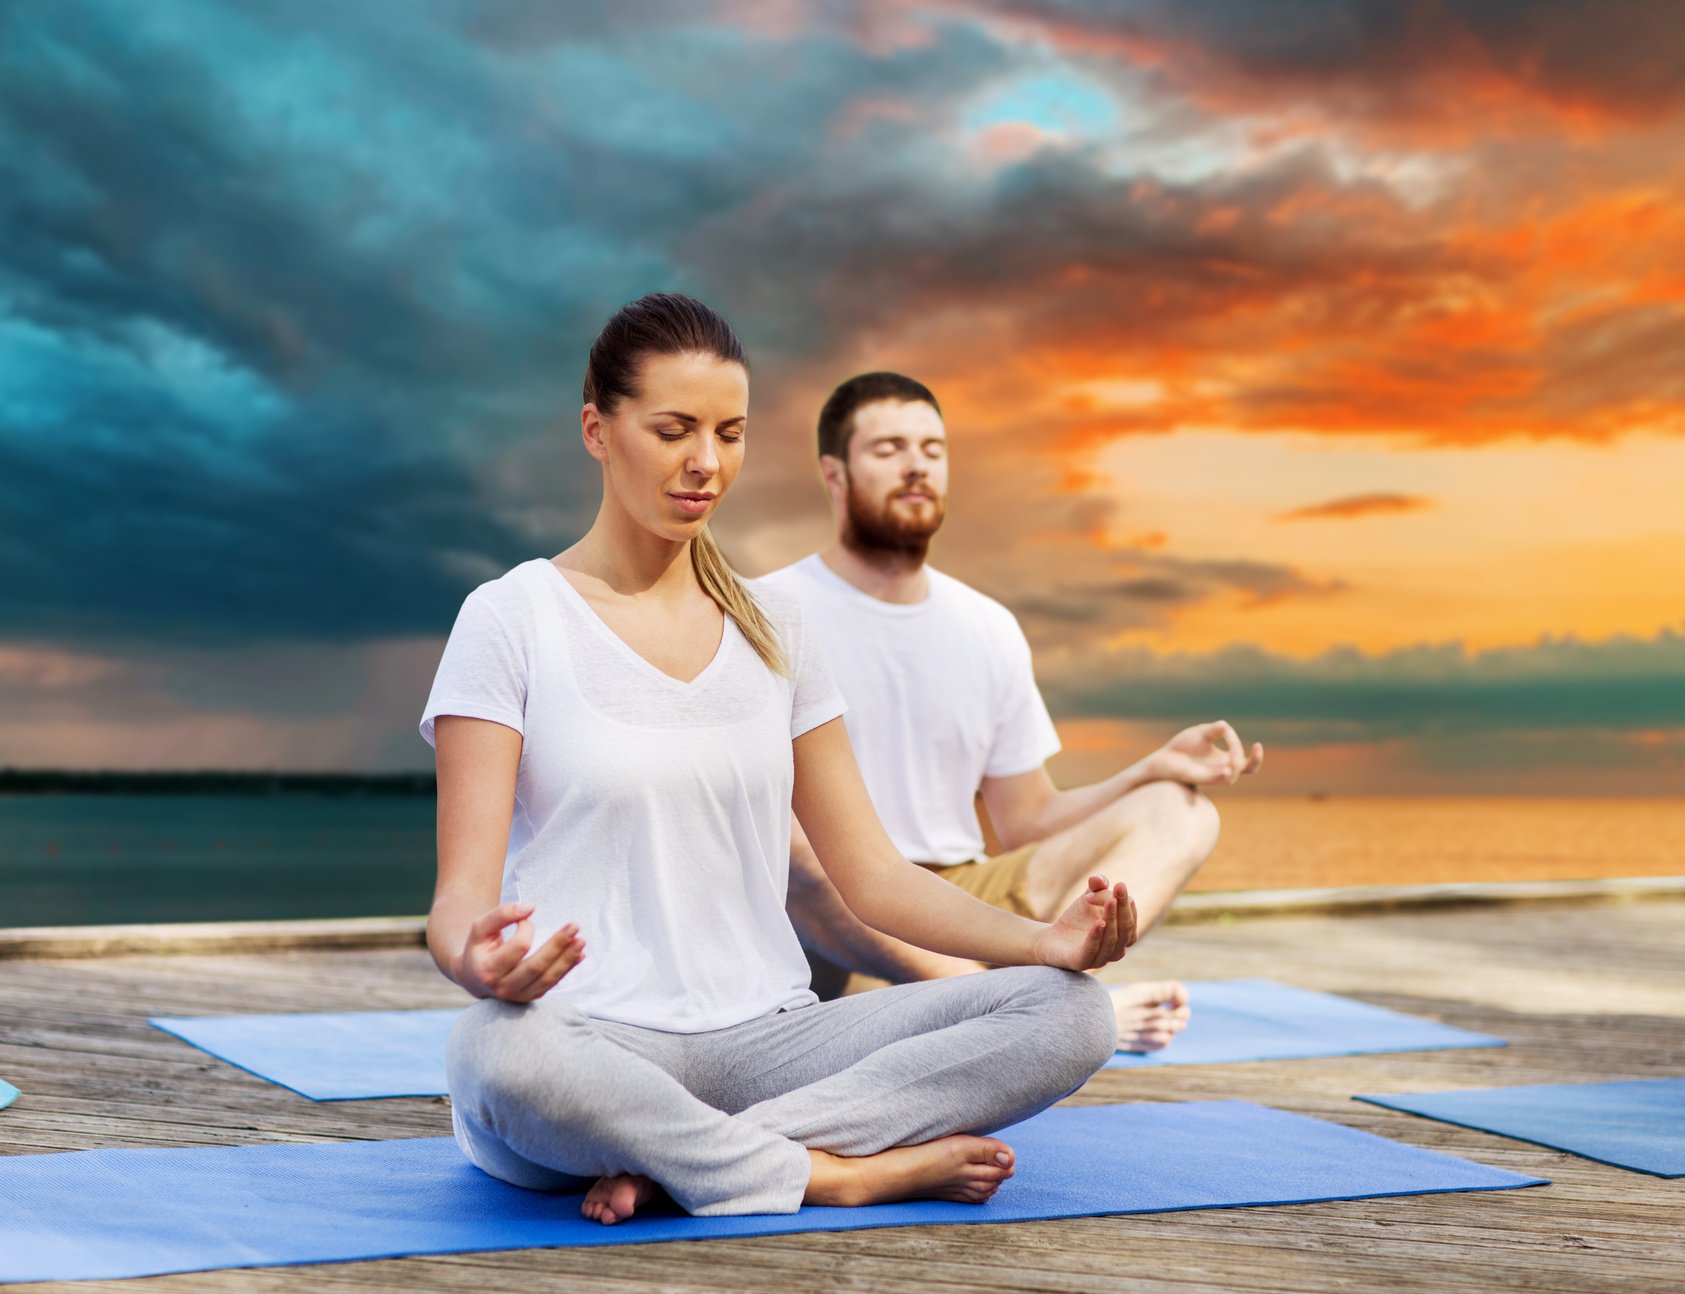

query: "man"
(755, 372), (1263, 1051)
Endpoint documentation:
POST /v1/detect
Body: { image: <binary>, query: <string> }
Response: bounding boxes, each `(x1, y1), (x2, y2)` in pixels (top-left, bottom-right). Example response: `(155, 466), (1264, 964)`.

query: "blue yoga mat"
(0, 1101), (1543, 1284)
(1357, 1078), (1685, 1177)
(1106, 978), (1504, 1069)
(155, 980), (1504, 1101)
(152, 1009), (458, 1100)
(0, 1079), (17, 1111)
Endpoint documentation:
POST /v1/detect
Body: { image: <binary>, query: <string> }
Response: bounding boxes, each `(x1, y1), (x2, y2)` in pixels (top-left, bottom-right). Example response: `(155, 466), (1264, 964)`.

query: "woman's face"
(587, 351), (749, 543)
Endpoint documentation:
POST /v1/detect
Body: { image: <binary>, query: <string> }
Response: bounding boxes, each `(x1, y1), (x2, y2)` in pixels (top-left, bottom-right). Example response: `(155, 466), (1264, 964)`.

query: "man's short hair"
(816, 372), (941, 461)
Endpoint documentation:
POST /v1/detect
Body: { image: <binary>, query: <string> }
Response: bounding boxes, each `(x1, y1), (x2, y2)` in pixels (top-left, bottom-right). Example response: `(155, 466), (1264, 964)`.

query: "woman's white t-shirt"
(419, 558), (845, 1033)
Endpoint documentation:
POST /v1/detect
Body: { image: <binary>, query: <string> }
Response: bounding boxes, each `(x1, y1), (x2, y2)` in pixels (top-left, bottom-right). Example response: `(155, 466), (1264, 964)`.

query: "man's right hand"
(456, 901), (585, 1002)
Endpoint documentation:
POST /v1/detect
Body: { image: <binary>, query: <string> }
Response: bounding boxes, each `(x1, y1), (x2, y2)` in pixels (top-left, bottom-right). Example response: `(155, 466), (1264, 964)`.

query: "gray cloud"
(989, 0), (1685, 129)
(995, 549), (1348, 639)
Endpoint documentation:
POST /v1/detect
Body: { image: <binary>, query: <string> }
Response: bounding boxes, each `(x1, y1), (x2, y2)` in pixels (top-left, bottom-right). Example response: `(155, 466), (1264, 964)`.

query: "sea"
(1, 793), (1681, 929)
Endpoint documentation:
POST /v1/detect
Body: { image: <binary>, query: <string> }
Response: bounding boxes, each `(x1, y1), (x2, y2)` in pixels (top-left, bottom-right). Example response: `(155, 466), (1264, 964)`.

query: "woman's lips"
(670, 493), (715, 515)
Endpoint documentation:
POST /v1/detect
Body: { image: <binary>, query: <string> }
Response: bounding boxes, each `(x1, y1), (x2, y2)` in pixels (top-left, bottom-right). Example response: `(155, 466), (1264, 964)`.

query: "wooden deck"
(3, 897), (1682, 1293)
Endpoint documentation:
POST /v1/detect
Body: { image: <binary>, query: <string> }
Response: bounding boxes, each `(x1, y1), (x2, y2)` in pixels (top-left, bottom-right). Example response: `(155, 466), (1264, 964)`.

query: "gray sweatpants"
(446, 965), (1116, 1216)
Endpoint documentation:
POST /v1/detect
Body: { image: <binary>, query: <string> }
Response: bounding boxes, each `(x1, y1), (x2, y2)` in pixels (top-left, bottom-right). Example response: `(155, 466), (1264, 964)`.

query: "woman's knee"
(1069, 971), (1121, 1072)
(447, 997), (579, 1115)
(1004, 965), (1117, 1076)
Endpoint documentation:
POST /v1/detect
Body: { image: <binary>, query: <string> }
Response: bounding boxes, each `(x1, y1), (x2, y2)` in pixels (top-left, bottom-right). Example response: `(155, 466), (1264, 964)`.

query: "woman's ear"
(582, 404), (610, 464)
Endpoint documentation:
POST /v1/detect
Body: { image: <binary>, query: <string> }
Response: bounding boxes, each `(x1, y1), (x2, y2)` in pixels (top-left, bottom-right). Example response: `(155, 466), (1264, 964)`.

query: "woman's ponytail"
(691, 526), (786, 676)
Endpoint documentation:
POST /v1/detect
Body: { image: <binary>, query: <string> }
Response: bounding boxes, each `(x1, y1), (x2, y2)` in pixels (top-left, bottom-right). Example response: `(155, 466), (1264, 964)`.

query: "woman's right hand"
(456, 901), (586, 1002)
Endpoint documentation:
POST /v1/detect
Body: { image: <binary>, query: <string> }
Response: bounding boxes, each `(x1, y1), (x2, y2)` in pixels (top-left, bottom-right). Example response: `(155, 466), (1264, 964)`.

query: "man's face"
(836, 399), (949, 552)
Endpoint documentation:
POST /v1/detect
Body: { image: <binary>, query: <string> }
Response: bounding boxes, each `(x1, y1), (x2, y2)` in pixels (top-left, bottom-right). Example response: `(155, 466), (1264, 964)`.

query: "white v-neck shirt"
(420, 558), (844, 1032)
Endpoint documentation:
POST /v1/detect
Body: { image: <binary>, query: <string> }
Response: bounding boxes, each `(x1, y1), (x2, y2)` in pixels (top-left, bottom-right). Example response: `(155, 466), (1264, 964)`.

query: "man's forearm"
(1009, 757), (1153, 845)
(787, 853), (982, 983)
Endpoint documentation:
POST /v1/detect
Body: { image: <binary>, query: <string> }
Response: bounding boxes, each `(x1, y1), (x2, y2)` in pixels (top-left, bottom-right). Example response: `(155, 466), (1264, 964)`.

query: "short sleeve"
(777, 595), (847, 740)
(418, 589), (528, 749)
(983, 616), (1061, 778)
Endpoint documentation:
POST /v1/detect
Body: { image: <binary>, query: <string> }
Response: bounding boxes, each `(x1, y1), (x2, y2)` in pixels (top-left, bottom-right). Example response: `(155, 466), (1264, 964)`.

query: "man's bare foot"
(805, 1135), (1015, 1208)
(581, 1172), (659, 1225)
(1111, 979), (1191, 1052)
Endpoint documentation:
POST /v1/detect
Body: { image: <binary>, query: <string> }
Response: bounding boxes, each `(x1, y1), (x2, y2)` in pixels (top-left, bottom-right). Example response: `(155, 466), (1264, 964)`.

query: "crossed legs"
(447, 967), (1115, 1221)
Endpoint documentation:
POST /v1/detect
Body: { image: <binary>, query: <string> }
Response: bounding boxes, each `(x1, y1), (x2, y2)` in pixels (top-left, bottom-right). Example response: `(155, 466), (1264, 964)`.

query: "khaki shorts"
(917, 841), (1041, 920)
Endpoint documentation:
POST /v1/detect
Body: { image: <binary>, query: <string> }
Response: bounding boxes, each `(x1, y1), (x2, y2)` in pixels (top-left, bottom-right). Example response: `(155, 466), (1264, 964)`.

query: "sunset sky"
(1, 0), (1681, 793)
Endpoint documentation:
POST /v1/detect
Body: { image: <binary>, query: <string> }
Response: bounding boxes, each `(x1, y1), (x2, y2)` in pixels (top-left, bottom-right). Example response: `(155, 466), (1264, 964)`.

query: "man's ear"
(582, 404), (609, 464)
(818, 453), (847, 500)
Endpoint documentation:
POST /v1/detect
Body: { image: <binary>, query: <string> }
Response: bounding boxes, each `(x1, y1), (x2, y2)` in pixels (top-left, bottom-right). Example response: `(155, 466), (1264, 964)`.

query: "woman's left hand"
(1032, 875), (1138, 971)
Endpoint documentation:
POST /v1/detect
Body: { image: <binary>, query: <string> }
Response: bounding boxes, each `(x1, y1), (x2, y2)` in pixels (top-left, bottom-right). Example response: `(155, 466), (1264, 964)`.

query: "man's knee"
(1187, 787), (1220, 863)
(1127, 780), (1219, 867)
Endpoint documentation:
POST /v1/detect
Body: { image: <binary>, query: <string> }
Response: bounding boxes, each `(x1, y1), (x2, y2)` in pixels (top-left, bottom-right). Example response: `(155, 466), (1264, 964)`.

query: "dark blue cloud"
(0, 1), (1029, 647)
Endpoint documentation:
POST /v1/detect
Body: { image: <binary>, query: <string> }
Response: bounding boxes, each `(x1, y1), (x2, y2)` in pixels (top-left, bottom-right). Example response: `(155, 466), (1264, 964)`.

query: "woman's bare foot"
(805, 1135), (1015, 1208)
(1111, 979), (1191, 1052)
(581, 1172), (659, 1225)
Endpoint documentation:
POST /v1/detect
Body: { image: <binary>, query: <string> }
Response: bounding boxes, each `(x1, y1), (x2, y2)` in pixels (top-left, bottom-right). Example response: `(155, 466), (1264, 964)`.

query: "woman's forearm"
(794, 719), (1054, 967)
(427, 889), (483, 988)
(787, 846), (984, 982)
(844, 855), (1048, 967)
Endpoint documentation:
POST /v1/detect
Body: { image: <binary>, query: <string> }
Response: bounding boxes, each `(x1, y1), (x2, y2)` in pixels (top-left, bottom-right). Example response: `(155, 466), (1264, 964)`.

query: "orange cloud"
(953, 173), (1685, 449)
(1278, 493), (1433, 522)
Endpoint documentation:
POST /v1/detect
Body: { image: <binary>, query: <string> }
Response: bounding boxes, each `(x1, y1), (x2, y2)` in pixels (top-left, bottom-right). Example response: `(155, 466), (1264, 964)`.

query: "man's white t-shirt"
(419, 558), (845, 1033)
(753, 555), (1059, 865)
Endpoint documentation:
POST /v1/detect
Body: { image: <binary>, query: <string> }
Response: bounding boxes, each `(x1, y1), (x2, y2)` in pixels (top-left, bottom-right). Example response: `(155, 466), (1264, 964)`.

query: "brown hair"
(584, 293), (785, 674)
(816, 371), (941, 461)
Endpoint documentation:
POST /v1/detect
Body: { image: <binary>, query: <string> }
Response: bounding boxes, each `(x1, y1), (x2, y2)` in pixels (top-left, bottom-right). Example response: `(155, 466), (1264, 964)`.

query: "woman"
(419, 293), (1132, 1224)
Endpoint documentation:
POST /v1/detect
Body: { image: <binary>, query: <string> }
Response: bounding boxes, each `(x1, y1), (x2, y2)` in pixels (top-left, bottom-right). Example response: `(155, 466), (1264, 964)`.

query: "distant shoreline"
(0, 771), (1674, 800)
(0, 770), (436, 797)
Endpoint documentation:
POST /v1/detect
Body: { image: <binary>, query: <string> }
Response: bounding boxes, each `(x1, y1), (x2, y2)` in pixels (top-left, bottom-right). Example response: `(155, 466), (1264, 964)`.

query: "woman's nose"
(688, 439), (719, 477)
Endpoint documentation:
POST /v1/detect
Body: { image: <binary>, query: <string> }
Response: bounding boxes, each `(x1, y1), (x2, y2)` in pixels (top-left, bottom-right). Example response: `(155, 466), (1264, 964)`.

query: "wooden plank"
(1, 899), (1681, 1294)
(0, 917), (428, 960)
(5, 875), (1683, 959)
